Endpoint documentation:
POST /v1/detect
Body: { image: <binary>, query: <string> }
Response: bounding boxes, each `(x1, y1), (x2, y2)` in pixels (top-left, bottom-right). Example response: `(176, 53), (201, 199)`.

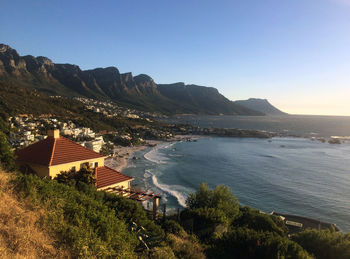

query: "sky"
(1, 0), (350, 115)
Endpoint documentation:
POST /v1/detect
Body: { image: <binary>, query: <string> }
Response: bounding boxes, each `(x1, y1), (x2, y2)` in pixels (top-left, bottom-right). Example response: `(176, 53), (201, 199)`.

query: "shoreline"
(104, 134), (348, 173)
(103, 135), (349, 232)
(105, 135), (203, 172)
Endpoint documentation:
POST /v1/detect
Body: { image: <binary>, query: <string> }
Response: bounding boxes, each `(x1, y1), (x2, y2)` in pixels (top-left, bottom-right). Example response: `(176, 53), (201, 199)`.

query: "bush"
(54, 165), (96, 186)
(13, 173), (138, 258)
(207, 227), (312, 259)
(183, 183), (239, 239)
(186, 183), (239, 221)
(181, 207), (227, 238)
(0, 131), (16, 171)
(292, 229), (350, 259)
(162, 220), (185, 236)
(166, 233), (206, 259)
(233, 206), (288, 236)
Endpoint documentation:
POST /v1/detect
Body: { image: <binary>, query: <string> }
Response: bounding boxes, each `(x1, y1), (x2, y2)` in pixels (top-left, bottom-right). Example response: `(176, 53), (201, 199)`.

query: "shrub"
(233, 206), (288, 236)
(166, 233), (206, 259)
(181, 207), (227, 238)
(13, 173), (138, 258)
(207, 227), (312, 259)
(162, 220), (185, 236)
(0, 131), (16, 171)
(292, 229), (350, 259)
(54, 165), (96, 186)
(183, 183), (239, 239)
(186, 183), (239, 221)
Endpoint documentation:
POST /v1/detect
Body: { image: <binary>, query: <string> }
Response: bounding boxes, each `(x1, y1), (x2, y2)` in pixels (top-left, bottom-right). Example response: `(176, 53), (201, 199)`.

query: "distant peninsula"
(234, 98), (287, 116)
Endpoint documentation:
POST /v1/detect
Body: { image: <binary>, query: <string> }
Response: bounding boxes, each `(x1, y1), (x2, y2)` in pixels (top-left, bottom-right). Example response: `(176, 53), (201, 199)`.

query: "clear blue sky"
(1, 0), (350, 115)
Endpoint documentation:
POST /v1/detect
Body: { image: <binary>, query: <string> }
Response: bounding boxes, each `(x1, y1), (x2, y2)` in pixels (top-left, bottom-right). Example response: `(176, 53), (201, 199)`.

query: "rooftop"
(16, 130), (105, 166)
(95, 166), (133, 189)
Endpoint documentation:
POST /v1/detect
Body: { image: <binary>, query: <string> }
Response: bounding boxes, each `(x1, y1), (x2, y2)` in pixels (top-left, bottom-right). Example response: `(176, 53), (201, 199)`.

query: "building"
(84, 136), (104, 153)
(15, 129), (133, 190)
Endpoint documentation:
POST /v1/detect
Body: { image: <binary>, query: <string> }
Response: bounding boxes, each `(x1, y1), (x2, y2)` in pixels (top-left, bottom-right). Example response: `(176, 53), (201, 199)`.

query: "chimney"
(47, 129), (60, 139)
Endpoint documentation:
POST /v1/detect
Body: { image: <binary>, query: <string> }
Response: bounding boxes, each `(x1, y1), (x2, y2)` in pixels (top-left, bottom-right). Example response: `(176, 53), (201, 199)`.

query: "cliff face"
(0, 44), (263, 115)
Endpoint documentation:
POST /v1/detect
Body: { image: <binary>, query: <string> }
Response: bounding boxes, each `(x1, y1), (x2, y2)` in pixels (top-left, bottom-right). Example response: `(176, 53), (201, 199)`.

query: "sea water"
(165, 115), (350, 138)
(123, 137), (350, 232)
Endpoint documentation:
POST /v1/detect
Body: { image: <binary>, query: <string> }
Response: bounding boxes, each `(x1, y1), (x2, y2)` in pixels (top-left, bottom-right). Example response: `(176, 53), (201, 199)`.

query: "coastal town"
(7, 95), (277, 151)
(7, 95), (345, 159)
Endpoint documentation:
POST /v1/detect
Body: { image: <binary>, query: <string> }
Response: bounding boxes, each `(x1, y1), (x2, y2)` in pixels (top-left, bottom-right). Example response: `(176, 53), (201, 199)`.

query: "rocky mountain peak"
(36, 56), (54, 66)
(134, 74), (155, 84)
(0, 44), (13, 53)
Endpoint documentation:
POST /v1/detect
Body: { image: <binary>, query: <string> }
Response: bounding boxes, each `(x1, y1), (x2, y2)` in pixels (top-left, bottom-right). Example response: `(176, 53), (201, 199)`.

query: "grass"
(0, 170), (70, 258)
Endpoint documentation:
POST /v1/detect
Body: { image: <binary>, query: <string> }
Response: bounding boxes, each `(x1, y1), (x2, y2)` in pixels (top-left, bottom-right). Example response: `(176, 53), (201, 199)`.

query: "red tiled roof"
(16, 136), (105, 166)
(95, 166), (133, 189)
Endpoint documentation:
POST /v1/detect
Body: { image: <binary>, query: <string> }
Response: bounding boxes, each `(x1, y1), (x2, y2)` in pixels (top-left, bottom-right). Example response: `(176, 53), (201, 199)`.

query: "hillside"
(0, 44), (263, 115)
(158, 83), (261, 115)
(0, 171), (70, 258)
(1, 161), (350, 258)
(234, 98), (287, 115)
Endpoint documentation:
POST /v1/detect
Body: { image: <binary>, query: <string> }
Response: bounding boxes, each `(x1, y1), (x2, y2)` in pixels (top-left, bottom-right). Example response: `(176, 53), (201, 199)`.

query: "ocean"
(122, 115), (350, 232)
(164, 114), (350, 138)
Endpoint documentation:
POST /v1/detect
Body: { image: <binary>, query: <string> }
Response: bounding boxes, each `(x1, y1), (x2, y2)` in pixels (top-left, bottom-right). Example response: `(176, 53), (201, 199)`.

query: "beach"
(105, 135), (201, 172)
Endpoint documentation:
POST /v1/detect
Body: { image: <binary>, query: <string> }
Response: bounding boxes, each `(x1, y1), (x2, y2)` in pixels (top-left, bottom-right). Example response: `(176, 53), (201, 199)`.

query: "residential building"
(15, 129), (133, 190)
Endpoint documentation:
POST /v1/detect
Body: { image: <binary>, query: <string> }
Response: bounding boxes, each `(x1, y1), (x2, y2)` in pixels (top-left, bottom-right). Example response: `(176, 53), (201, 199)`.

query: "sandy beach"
(104, 135), (203, 172)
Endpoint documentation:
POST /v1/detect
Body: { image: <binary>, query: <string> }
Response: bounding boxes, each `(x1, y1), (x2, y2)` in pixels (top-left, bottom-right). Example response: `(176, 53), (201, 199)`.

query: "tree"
(182, 183), (240, 239)
(0, 131), (16, 171)
(100, 142), (114, 156)
(54, 165), (96, 185)
(186, 183), (239, 221)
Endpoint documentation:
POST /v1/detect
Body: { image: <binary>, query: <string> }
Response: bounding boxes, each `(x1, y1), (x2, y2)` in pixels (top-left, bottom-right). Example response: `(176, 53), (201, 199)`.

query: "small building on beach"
(15, 129), (133, 190)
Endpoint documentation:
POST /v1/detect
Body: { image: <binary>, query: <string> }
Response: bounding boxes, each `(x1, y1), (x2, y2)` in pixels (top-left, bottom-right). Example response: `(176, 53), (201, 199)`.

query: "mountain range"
(0, 44), (286, 116)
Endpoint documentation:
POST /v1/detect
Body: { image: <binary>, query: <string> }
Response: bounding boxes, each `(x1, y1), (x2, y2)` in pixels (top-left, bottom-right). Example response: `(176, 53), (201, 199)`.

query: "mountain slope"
(0, 44), (263, 115)
(234, 98), (287, 115)
(158, 83), (262, 115)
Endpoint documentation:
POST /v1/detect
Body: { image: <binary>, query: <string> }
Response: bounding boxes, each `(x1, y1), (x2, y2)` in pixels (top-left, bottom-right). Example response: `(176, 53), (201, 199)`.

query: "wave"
(143, 169), (152, 178)
(144, 144), (169, 164)
(151, 173), (187, 208)
(163, 142), (176, 149)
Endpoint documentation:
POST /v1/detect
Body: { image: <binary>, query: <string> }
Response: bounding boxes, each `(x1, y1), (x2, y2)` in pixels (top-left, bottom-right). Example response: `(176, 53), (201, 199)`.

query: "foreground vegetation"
(2, 171), (350, 258)
(0, 170), (70, 258)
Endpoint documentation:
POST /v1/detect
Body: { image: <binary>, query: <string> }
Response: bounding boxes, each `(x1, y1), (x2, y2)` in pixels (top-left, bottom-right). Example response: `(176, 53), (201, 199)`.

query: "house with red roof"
(15, 129), (133, 190)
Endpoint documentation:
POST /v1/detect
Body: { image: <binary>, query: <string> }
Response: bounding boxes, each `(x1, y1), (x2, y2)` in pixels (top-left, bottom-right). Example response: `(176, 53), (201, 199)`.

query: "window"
(71, 166), (76, 172)
(95, 162), (99, 168)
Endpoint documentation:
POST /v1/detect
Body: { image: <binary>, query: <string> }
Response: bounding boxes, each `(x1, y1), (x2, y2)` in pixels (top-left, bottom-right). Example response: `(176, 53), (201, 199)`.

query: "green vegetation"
(0, 82), (160, 134)
(0, 131), (16, 171)
(292, 229), (350, 259)
(10, 171), (204, 258)
(14, 173), (138, 258)
(3, 170), (350, 258)
(207, 228), (311, 259)
(54, 165), (96, 186)
(180, 183), (311, 258)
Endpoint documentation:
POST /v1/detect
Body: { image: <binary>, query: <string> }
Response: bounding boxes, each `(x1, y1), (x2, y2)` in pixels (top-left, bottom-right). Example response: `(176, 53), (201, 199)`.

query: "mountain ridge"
(0, 43), (271, 115)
